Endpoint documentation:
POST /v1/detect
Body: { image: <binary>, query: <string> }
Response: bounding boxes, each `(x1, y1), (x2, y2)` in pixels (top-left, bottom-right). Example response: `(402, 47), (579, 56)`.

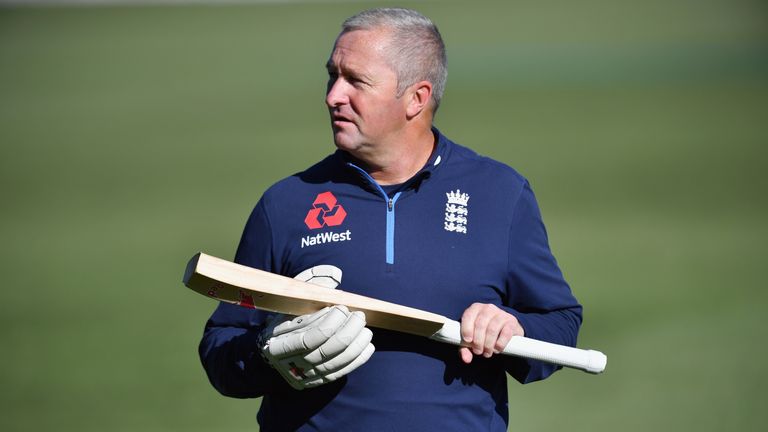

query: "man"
(199, 8), (582, 431)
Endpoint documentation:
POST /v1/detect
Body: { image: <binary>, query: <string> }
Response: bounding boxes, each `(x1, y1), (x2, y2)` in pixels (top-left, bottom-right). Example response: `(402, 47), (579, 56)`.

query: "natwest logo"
(304, 191), (347, 230)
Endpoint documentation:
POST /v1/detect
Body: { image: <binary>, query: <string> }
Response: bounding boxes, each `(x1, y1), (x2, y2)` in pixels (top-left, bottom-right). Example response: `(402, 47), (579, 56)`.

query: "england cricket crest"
(444, 189), (469, 234)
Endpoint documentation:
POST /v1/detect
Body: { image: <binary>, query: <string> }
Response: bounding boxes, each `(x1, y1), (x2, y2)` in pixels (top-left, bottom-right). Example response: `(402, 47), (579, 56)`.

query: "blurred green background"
(1, 0), (766, 430)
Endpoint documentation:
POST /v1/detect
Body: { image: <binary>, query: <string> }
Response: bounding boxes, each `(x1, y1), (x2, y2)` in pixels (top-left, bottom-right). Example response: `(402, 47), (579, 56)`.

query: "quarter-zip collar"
(337, 126), (451, 195)
(334, 127), (451, 266)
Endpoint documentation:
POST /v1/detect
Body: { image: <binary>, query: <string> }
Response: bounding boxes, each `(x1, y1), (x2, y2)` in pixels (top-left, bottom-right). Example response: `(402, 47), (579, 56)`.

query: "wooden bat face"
(184, 252), (447, 337)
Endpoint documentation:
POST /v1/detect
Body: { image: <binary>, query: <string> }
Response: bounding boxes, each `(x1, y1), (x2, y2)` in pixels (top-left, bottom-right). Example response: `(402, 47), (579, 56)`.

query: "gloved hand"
(257, 265), (375, 390)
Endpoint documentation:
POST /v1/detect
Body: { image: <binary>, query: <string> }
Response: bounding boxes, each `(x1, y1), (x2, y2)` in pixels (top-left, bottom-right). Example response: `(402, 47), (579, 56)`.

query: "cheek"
(375, 99), (407, 126)
(354, 92), (405, 130)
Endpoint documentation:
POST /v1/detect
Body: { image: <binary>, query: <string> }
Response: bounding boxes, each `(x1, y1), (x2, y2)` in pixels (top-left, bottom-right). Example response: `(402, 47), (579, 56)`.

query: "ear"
(405, 80), (433, 119)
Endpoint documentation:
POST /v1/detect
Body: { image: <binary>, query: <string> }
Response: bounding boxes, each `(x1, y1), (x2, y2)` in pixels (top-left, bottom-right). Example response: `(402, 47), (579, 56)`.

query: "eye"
(348, 76), (366, 88)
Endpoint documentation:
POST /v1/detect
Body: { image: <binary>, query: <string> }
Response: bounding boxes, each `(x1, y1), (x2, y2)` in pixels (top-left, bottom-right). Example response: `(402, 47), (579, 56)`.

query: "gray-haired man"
(200, 8), (582, 431)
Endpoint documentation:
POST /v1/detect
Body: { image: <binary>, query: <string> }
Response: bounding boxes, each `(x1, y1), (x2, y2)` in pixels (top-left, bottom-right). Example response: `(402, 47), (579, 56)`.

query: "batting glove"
(257, 265), (375, 390)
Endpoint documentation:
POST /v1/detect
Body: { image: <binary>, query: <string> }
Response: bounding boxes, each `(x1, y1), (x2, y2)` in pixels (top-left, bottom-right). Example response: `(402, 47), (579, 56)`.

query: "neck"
(350, 127), (436, 186)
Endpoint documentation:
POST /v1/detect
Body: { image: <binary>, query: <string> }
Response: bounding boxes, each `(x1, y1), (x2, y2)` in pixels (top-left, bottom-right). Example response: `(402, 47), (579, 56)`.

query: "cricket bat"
(184, 252), (606, 374)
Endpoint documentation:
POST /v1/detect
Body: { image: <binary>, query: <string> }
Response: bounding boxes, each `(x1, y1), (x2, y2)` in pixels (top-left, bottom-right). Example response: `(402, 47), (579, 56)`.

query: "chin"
(332, 132), (361, 152)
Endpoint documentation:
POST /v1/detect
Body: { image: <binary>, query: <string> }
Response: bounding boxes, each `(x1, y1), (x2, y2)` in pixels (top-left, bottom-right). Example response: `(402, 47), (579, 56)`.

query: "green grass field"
(1, 0), (766, 430)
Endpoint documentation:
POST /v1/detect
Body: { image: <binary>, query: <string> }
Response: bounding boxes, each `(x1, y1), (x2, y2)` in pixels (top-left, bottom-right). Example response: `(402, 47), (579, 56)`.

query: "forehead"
(327, 28), (393, 71)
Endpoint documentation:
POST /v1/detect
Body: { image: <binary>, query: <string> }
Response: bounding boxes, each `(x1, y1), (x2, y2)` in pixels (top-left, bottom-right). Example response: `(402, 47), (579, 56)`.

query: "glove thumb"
(292, 265), (342, 289)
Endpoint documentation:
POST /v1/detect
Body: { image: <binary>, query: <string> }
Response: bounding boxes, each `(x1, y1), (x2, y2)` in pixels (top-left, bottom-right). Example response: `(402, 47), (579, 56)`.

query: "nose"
(325, 77), (349, 108)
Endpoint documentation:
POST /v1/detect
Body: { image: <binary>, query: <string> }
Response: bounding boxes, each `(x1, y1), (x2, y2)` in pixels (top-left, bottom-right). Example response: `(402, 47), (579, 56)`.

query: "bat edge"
(183, 252), (203, 287)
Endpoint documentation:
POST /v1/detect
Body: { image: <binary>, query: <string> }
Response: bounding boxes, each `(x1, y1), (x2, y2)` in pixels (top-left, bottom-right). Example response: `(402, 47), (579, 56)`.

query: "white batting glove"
(257, 265), (375, 390)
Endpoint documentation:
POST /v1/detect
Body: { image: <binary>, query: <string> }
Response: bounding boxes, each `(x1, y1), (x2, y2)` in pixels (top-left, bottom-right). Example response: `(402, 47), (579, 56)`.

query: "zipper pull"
(388, 197), (393, 211)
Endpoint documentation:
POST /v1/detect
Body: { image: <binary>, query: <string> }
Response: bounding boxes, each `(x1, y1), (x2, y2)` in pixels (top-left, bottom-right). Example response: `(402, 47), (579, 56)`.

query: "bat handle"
(430, 320), (607, 374)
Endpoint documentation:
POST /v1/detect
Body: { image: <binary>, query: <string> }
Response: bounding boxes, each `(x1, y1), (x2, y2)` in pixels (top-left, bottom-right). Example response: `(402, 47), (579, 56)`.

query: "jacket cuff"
(498, 306), (562, 384)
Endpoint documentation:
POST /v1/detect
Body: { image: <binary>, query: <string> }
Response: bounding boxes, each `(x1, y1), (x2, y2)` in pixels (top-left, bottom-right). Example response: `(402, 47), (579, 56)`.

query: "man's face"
(325, 29), (408, 154)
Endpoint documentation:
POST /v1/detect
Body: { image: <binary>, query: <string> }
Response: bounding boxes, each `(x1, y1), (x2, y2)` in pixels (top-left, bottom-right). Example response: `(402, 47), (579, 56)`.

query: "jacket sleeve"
(501, 181), (583, 384)
(197, 199), (284, 398)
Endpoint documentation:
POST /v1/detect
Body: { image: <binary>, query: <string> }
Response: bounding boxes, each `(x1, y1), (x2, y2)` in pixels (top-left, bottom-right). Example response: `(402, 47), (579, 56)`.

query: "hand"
(459, 303), (524, 364)
(257, 266), (375, 389)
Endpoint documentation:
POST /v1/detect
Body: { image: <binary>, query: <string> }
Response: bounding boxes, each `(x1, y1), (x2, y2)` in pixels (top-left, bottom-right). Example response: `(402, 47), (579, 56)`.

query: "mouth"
(330, 112), (354, 127)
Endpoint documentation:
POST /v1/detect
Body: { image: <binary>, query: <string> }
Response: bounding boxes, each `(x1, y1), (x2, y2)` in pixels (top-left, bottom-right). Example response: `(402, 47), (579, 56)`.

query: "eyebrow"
(326, 61), (369, 80)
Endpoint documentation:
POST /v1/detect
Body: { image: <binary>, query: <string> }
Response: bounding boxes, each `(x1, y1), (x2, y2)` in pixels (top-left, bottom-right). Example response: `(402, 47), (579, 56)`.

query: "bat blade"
(184, 252), (447, 337)
(183, 252), (606, 374)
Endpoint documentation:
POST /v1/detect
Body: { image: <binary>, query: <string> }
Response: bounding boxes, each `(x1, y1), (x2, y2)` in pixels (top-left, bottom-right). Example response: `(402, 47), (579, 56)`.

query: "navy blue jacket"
(199, 130), (582, 431)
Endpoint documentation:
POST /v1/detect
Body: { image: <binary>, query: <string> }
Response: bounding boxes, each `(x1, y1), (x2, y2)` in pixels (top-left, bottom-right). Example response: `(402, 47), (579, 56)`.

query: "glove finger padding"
(269, 306), (332, 337)
(265, 305), (351, 359)
(258, 265), (375, 390)
(309, 341), (375, 386)
(304, 310), (367, 364)
(312, 325), (373, 374)
(271, 312), (374, 389)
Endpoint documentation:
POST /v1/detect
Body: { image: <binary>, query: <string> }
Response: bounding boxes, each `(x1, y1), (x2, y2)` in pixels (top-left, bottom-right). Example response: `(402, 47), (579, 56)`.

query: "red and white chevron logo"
(304, 191), (347, 230)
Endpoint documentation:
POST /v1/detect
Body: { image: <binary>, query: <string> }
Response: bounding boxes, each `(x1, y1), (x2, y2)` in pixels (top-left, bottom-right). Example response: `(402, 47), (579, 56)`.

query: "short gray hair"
(341, 8), (447, 112)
